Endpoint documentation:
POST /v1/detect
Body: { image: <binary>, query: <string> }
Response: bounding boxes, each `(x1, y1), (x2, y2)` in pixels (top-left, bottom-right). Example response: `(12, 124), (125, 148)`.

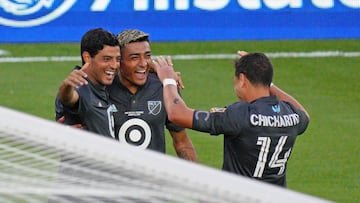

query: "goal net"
(0, 106), (331, 203)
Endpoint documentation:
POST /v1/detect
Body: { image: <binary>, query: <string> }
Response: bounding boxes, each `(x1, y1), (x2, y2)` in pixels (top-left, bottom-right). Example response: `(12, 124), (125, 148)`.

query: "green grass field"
(1, 40), (359, 203)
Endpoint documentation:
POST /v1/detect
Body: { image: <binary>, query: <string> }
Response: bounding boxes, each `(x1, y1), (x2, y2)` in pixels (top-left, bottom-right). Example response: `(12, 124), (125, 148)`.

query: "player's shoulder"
(230, 101), (249, 109)
(77, 80), (102, 101)
(146, 73), (162, 88)
(108, 74), (121, 91)
(210, 101), (247, 113)
(222, 101), (250, 117)
(73, 65), (81, 70)
(147, 72), (161, 82)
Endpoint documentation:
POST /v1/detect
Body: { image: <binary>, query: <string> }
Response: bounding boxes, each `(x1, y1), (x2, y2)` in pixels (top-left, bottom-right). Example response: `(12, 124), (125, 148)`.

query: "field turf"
(0, 39), (359, 203)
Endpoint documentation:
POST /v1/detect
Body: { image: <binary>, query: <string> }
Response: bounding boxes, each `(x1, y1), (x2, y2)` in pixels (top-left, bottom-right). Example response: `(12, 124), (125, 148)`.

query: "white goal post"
(0, 106), (332, 203)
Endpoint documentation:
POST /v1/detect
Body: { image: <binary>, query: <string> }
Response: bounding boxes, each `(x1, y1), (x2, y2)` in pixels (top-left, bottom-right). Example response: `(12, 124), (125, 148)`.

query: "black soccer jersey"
(192, 95), (309, 187)
(108, 73), (184, 153)
(55, 66), (82, 125)
(55, 96), (82, 125)
(76, 79), (117, 138)
(56, 77), (117, 139)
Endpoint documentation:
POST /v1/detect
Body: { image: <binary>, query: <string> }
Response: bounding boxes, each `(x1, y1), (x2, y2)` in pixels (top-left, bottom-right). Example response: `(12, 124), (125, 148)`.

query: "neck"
(243, 85), (270, 102)
(118, 74), (139, 94)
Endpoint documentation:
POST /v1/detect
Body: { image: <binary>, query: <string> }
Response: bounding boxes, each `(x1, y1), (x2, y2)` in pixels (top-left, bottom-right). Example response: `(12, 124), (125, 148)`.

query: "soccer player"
(57, 28), (121, 138)
(108, 29), (198, 162)
(55, 29), (198, 162)
(153, 53), (310, 187)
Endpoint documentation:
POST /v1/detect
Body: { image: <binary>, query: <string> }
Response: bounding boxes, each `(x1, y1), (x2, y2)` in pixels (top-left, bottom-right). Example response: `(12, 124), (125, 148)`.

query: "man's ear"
(82, 52), (91, 64)
(239, 73), (247, 87)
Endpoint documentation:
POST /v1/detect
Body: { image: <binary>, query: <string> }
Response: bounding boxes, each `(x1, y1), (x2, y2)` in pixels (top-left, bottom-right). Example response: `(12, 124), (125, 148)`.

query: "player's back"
(222, 95), (309, 187)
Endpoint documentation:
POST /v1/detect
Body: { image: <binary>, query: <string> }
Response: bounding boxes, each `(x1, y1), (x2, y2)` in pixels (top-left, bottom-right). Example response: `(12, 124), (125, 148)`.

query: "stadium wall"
(0, 0), (360, 43)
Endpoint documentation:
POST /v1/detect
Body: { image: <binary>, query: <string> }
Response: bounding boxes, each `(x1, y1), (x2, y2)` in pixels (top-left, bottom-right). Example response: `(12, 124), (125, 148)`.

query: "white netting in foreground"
(0, 106), (332, 203)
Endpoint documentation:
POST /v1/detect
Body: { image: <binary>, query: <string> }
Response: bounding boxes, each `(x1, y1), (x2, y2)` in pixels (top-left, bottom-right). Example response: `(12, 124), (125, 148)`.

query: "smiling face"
(84, 45), (121, 86)
(118, 41), (151, 93)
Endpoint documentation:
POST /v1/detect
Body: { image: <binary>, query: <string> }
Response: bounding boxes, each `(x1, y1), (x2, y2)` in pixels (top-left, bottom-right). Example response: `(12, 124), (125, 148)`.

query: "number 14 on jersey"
(253, 136), (291, 178)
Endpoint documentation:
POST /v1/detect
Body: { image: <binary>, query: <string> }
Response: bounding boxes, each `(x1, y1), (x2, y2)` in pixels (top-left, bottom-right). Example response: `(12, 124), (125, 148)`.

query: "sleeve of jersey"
(286, 102), (310, 135)
(295, 109), (309, 135)
(192, 105), (240, 136)
(55, 95), (64, 121)
(76, 86), (91, 114)
(55, 91), (83, 125)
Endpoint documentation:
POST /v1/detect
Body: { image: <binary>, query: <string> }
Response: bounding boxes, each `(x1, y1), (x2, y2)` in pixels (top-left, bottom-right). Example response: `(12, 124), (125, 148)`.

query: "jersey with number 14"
(192, 95), (309, 187)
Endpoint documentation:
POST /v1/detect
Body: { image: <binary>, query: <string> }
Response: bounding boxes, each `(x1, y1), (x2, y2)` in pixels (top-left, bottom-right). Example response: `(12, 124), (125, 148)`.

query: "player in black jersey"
(154, 52), (310, 187)
(108, 29), (198, 162)
(54, 29), (197, 162)
(57, 28), (121, 138)
(52, 29), (121, 203)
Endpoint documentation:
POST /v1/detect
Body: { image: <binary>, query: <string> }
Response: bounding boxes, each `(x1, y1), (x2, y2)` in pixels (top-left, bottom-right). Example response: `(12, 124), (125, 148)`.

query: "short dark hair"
(235, 53), (273, 87)
(80, 28), (119, 64)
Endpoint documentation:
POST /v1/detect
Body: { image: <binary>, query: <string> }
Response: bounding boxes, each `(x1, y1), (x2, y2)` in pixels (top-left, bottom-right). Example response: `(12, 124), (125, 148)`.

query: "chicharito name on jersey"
(250, 113), (300, 127)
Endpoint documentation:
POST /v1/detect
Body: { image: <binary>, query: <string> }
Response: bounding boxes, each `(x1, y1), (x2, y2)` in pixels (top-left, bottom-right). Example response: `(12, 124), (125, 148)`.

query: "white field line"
(0, 51), (359, 63)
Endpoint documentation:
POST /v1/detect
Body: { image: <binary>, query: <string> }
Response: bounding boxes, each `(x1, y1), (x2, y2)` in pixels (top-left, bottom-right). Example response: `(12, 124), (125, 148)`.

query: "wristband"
(270, 82), (274, 87)
(163, 78), (177, 87)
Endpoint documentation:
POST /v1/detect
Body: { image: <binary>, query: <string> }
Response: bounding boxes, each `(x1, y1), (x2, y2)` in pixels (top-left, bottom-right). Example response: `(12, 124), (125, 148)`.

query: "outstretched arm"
(153, 56), (195, 128)
(58, 63), (89, 107)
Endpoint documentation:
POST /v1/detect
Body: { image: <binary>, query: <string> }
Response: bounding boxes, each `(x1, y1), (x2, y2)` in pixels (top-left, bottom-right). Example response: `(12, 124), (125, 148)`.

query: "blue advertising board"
(0, 0), (360, 43)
